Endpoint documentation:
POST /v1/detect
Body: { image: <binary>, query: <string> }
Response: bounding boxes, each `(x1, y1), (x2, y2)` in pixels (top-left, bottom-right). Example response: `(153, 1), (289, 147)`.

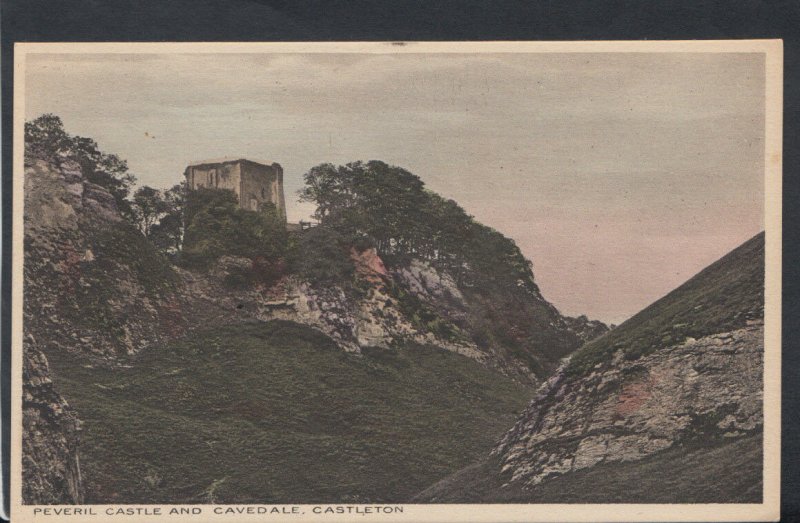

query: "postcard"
(11, 40), (782, 522)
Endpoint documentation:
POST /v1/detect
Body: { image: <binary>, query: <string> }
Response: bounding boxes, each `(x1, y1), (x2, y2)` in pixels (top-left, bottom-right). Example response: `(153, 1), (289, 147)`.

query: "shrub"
(182, 188), (288, 280)
(288, 226), (354, 286)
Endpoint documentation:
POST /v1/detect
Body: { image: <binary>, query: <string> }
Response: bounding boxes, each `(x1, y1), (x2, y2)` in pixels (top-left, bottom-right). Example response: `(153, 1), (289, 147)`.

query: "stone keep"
(184, 158), (287, 220)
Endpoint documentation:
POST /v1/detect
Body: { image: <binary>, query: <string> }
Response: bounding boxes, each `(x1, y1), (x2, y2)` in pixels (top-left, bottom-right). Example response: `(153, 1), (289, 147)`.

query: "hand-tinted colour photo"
(13, 42), (780, 522)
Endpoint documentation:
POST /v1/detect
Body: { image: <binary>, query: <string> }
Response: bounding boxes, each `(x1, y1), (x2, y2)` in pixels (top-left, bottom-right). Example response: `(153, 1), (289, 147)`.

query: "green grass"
(568, 232), (764, 375)
(45, 321), (533, 504)
(414, 433), (762, 503)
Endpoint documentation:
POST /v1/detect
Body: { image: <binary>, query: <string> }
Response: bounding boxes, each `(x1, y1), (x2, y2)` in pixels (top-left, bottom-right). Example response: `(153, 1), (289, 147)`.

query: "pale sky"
(24, 51), (765, 324)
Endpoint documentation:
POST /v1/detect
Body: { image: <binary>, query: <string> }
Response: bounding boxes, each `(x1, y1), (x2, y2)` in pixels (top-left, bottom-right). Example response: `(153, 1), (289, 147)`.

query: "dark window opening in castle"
(184, 158), (287, 221)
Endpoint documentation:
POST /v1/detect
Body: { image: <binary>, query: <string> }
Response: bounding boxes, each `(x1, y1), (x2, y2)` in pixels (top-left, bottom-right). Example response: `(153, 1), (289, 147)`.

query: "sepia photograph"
(10, 41), (782, 522)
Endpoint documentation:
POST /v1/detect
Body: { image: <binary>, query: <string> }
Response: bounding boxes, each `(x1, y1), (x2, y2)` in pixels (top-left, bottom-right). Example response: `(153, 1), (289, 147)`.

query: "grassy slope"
(414, 232), (766, 503)
(45, 321), (533, 504)
(415, 433), (762, 503)
(569, 232), (764, 374)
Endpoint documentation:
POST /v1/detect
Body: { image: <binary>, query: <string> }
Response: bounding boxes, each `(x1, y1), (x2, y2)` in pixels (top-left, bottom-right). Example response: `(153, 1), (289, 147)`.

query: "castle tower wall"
(184, 159), (286, 221)
(185, 161), (242, 195)
(239, 161), (287, 221)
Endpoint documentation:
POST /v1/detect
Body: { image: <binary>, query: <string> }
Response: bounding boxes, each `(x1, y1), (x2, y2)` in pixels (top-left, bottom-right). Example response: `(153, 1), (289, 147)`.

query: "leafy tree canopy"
(131, 183), (186, 257)
(299, 161), (537, 294)
(25, 114), (136, 219)
(288, 226), (355, 286)
(182, 188), (288, 273)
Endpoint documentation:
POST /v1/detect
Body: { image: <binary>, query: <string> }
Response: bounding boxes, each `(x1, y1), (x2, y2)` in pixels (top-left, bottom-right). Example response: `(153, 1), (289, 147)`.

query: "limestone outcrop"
(415, 233), (765, 503)
(21, 152), (609, 504)
(178, 252), (487, 363)
(22, 342), (83, 504)
(23, 155), (188, 503)
(24, 157), (188, 362)
(179, 246), (605, 385)
(493, 322), (763, 488)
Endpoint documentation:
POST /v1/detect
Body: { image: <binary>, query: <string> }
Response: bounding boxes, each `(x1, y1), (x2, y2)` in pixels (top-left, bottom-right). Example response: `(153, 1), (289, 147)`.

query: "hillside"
(24, 157), (187, 362)
(569, 232), (764, 374)
(416, 233), (765, 503)
(290, 160), (608, 383)
(22, 141), (594, 504)
(22, 153), (190, 503)
(414, 434), (762, 503)
(45, 321), (533, 503)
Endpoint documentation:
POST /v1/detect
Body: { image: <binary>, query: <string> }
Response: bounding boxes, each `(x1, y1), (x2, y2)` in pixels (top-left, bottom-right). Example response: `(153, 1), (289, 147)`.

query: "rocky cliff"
(416, 233), (765, 503)
(23, 152), (606, 503)
(22, 343), (83, 504)
(24, 156), (187, 362)
(22, 154), (190, 503)
(179, 246), (603, 385)
(493, 322), (762, 489)
(180, 251), (482, 359)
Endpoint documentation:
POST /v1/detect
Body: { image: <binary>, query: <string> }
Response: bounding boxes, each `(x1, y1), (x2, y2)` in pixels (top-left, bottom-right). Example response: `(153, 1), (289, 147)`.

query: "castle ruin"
(184, 158), (286, 221)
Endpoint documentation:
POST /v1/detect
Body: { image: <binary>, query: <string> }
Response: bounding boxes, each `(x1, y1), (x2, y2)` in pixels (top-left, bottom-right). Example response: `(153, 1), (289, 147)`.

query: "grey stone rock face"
(22, 155), (187, 504)
(22, 342), (84, 504)
(209, 255), (253, 281)
(492, 323), (764, 488)
(394, 259), (465, 305)
(180, 248), (607, 386)
(179, 253), (486, 362)
(24, 157), (188, 362)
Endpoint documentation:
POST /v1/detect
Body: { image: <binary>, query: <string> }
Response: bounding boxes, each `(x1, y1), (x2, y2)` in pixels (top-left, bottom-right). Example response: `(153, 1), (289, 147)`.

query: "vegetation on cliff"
(286, 226), (356, 286)
(299, 161), (538, 294)
(298, 161), (584, 376)
(568, 232), (764, 375)
(46, 321), (533, 503)
(414, 434), (762, 503)
(25, 114), (136, 218)
(415, 233), (765, 503)
(24, 114), (599, 383)
(23, 116), (610, 504)
(131, 184), (185, 255)
(182, 188), (288, 279)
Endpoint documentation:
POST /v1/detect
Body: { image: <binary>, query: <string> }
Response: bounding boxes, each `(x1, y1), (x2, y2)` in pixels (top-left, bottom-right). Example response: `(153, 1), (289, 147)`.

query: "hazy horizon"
(24, 51), (766, 324)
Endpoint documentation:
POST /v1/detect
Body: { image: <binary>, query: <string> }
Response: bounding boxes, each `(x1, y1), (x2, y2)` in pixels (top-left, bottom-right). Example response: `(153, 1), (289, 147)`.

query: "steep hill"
(24, 156), (189, 361)
(45, 321), (533, 503)
(181, 249), (604, 387)
(23, 154), (191, 503)
(290, 160), (608, 384)
(416, 233), (765, 503)
(22, 150), (600, 503)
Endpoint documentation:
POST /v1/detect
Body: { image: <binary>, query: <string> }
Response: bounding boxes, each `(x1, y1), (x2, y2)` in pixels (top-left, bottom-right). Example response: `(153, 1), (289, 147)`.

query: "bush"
(182, 188), (288, 280)
(288, 226), (354, 286)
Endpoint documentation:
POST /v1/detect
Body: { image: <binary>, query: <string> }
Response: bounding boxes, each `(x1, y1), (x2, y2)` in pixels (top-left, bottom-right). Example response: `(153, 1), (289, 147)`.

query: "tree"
(149, 183), (186, 255)
(182, 187), (288, 272)
(288, 226), (354, 285)
(296, 160), (570, 375)
(25, 114), (137, 219)
(131, 186), (171, 237)
(298, 161), (428, 255)
(23, 113), (72, 157)
(298, 160), (539, 292)
(129, 182), (188, 257)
